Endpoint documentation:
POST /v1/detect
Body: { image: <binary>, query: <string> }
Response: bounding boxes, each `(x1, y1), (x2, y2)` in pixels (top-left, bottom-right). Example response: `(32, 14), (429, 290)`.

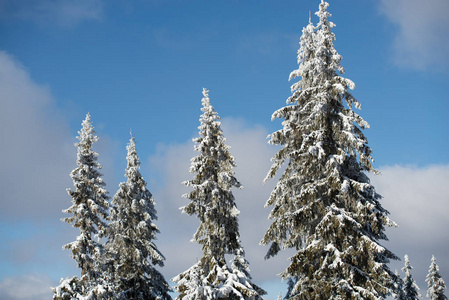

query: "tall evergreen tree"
(261, 1), (397, 299)
(426, 255), (447, 300)
(53, 113), (110, 299)
(106, 133), (171, 299)
(173, 88), (266, 300)
(403, 255), (421, 300)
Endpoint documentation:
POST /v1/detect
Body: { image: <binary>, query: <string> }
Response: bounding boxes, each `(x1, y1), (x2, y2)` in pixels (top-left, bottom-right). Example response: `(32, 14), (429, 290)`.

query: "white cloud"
(0, 274), (55, 300)
(0, 50), (117, 220)
(379, 0), (449, 71)
(0, 50), (80, 291)
(0, 0), (103, 27)
(372, 164), (449, 292)
(0, 51), (74, 220)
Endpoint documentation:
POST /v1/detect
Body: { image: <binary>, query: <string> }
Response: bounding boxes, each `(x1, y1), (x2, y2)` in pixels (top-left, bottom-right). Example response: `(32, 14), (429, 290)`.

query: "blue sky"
(0, 0), (448, 299)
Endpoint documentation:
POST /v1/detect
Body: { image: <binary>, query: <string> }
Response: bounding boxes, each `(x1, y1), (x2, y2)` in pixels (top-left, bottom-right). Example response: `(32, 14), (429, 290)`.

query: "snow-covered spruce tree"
(173, 88), (266, 300)
(53, 113), (110, 299)
(403, 255), (421, 299)
(393, 270), (407, 300)
(426, 255), (447, 300)
(106, 133), (171, 300)
(260, 1), (397, 299)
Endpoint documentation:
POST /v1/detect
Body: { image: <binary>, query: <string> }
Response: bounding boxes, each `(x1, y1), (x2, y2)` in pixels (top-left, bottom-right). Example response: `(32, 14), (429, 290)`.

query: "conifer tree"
(173, 88), (266, 300)
(393, 270), (407, 300)
(106, 133), (171, 299)
(53, 113), (110, 299)
(403, 255), (421, 300)
(261, 1), (397, 299)
(426, 255), (447, 300)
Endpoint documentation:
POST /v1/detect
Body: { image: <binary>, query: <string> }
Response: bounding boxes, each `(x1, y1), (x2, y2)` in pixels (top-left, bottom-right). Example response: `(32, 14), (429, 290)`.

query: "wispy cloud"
(0, 0), (104, 27)
(0, 51), (74, 220)
(235, 30), (299, 56)
(0, 50), (118, 220)
(0, 274), (54, 300)
(378, 0), (449, 71)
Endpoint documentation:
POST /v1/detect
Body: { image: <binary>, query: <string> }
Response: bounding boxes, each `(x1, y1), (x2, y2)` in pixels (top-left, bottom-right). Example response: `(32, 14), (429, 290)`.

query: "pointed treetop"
(404, 255), (412, 269)
(128, 130), (136, 149)
(316, 0), (334, 29)
(82, 112), (92, 129)
(202, 87), (209, 98)
(125, 131), (139, 172)
(128, 129), (138, 158)
(319, 0), (329, 11)
(82, 112), (93, 130)
(201, 88), (212, 109)
(430, 255), (437, 268)
(198, 88), (221, 129)
(78, 112), (99, 147)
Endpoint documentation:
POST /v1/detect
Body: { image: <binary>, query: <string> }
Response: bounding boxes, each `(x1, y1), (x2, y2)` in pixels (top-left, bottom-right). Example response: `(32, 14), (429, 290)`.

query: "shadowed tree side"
(402, 255), (421, 300)
(393, 270), (407, 300)
(106, 133), (172, 300)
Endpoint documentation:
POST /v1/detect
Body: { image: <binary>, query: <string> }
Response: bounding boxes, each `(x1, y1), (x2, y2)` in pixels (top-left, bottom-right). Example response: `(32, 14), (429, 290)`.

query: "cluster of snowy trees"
(53, 1), (447, 299)
(394, 255), (448, 300)
(53, 93), (266, 300)
(52, 114), (172, 300)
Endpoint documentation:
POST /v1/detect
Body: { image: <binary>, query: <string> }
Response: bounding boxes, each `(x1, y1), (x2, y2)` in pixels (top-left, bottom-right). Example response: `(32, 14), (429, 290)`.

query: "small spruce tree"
(261, 1), (397, 299)
(106, 133), (171, 299)
(173, 88), (266, 300)
(426, 255), (447, 300)
(403, 255), (421, 299)
(53, 113), (110, 299)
